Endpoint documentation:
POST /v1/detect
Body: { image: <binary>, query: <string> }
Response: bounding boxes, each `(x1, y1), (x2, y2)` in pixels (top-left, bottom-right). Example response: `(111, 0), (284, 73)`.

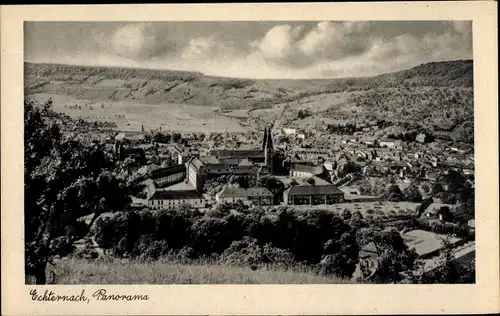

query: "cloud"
(106, 23), (178, 60)
(180, 35), (240, 62)
(251, 24), (304, 61)
(26, 21), (473, 79)
(297, 21), (371, 60)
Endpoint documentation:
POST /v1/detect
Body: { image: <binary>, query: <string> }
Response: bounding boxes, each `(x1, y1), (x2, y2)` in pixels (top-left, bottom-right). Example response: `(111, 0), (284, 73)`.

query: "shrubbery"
(93, 207), (365, 279)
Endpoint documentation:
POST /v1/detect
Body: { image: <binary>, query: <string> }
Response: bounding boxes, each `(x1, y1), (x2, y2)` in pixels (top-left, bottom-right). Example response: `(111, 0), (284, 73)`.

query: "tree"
(358, 227), (419, 283)
(172, 132), (182, 143)
(24, 99), (131, 284)
(403, 185), (422, 202)
(384, 184), (404, 201)
(431, 183), (445, 195)
(297, 109), (310, 119)
(321, 231), (360, 278)
(258, 176), (285, 204)
(153, 132), (171, 143)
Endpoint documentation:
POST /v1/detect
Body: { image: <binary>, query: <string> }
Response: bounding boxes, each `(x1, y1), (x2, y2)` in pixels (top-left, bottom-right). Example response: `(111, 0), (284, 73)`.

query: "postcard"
(1, 2), (498, 315)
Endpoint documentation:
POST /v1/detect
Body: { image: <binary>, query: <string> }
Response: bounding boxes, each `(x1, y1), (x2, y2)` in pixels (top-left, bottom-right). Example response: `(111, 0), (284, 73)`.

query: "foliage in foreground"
(24, 99), (131, 284)
(92, 203), (422, 282)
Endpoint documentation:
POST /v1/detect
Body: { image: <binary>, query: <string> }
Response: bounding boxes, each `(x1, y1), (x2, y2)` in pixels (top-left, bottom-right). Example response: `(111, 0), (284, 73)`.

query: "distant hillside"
(24, 60), (473, 110)
(373, 60), (473, 87)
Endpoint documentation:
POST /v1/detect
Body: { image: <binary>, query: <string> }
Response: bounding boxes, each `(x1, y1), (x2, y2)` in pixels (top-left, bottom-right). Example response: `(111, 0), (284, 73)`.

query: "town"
(64, 97), (475, 282)
(24, 58), (475, 284)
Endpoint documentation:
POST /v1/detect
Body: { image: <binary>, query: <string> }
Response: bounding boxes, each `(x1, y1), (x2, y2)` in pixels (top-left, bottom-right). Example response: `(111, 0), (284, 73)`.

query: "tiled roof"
(238, 158), (254, 166)
(210, 149), (264, 159)
(149, 165), (186, 180)
(218, 187), (273, 198)
(199, 156), (219, 164)
(189, 157), (205, 169)
(359, 242), (379, 258)
(379, 138), (395, 143)
(288, 184), (344, 196)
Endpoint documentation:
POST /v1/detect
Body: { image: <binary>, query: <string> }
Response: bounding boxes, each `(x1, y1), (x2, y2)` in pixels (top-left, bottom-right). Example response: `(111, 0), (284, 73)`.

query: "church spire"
(261, 125), (268, 151)
(262, 122), (274, 151)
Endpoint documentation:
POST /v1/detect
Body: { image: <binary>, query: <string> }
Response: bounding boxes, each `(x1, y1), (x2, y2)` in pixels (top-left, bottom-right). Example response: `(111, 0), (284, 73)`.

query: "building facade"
(186, 124), (274, 191)
(148, 189), (206, 210)
(215, 187), (273, 206)
(283, 184), (345, 205)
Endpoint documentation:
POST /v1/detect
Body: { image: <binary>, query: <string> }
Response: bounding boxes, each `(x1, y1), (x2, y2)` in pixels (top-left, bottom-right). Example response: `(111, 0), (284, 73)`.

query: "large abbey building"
(187, 123), (274, 191)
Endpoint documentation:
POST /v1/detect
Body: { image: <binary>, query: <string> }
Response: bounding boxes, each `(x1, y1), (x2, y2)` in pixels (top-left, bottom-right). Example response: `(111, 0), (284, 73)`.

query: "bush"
(91, 205), (416, 280)
(218, 237), (295, 269)
(218, 237), (263, 267)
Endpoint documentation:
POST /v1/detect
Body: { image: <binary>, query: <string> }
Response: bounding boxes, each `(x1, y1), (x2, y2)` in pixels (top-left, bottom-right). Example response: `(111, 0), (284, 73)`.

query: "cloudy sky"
(25, 21), (472, 79)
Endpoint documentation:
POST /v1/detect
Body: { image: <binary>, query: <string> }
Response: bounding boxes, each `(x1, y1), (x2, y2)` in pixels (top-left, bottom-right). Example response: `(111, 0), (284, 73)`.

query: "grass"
(54, 257), (350, 284)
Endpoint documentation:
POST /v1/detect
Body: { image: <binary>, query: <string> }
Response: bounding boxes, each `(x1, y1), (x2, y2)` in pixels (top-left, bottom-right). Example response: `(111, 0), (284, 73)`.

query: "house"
(148, 189), (206, 210)
(363, 137), (377, 146)
(379, 138), (396, 148)
(450, 144), (472, 155)
(215, 187), (273, 206)
(467, 219), (475, 228)
(114, 131), (146, 142)
(462, 168), (474, 176)
(323, 161), (336, 171)
(289, 164), (325, 178)
(358, 242), (380, 277)
(425, 171), (439, 181)
(137, 164), (161, 177)
(282, 127), (297, 136)
(379, 138), (403, 149)
(341, 135), (358, 144)
(149, 165), (187, 188)
(420, 203), (455, 221)
(283, 184), (344, 205)
(292, 148), (331, 162)
(173, 146), (199, 165)
(186, 124), (274, 190)
(416, 133), (427, 143)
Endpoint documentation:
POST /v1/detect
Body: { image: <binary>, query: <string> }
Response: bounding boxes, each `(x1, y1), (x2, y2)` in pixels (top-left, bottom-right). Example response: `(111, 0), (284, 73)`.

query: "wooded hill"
(25, 60), (473, 110)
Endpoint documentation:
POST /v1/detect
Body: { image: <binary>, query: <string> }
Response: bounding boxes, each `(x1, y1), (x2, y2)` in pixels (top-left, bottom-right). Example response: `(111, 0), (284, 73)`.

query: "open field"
(54, 258), (349, 284)
(27, 93), (246, 133)
(290, 201), (419, 219)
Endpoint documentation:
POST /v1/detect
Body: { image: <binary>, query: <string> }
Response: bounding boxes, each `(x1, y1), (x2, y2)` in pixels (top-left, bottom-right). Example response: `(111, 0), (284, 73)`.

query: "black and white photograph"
(22, 20), (477, 285)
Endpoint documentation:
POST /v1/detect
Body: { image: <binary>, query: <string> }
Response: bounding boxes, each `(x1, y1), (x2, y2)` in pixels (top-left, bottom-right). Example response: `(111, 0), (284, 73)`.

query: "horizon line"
(24, 58), (474, 81)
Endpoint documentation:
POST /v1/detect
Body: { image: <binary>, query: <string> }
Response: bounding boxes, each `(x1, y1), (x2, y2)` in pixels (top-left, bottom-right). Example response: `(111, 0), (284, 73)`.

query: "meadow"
(27, 92), (246, 133)
(54, 257), (348, 284)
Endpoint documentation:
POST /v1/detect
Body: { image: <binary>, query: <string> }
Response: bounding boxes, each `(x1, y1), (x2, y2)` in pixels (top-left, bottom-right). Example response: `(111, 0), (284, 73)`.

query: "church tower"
(262, 123), (274, 172)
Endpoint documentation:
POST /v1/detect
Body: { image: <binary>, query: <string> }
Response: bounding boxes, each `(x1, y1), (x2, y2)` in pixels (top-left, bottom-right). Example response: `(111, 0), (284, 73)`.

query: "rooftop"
(359, 242), (380, 258)
(402, 229), (462, 258)
(210, 149), (264, 159)
(238, 158), (255, 167)
(288, 184), (344, 196)
(149, 189), (202, 200)
(290, 164), (324, 175)
(217, 187), (273, 198)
